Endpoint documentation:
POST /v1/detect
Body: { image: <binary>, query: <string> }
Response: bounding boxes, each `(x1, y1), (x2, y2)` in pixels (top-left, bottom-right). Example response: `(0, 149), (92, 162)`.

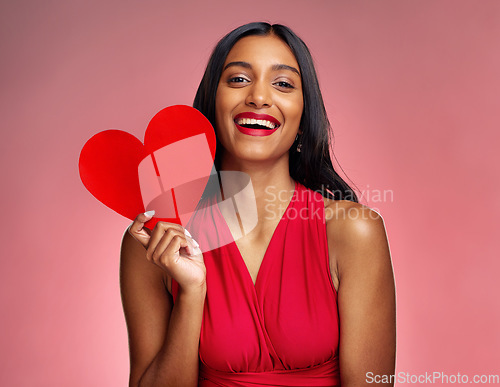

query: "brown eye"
(275, 81), (294, 89)
(228, 77), (249, 84)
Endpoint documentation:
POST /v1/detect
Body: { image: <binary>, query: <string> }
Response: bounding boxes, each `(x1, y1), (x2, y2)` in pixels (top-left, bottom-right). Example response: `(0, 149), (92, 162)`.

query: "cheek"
(214, 88), (237, 144)
(215, 89), (233, 123)
(282, 95), (304, 124)
(214, 91), (227, 132)
(295, 99), (304, 121)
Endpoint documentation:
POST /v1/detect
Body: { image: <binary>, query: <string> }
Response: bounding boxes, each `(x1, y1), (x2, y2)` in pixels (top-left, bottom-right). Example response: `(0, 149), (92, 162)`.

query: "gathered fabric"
(172, 181), (340, 386)
(199, 356), (340, 386)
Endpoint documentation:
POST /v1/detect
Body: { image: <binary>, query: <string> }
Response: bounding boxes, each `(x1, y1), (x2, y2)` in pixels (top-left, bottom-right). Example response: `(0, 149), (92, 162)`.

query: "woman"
(121, 22), (396, 386)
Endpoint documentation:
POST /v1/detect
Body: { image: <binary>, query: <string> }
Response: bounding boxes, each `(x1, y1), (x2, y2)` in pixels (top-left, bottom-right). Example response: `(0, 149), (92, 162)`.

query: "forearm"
(138, 287), (206, 387)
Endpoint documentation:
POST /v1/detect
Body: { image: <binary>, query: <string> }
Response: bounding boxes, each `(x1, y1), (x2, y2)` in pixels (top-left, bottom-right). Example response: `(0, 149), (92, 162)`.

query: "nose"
(245, 80), (272, 109)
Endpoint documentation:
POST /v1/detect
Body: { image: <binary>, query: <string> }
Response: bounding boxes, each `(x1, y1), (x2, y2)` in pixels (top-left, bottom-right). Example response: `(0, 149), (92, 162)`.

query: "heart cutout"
(79, 105), (217, 229)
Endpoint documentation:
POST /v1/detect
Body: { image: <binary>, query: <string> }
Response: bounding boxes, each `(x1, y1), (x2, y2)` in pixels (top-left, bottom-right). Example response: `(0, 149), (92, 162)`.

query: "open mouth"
(235, 117), (280, 130)
(233, 113), (281, 135)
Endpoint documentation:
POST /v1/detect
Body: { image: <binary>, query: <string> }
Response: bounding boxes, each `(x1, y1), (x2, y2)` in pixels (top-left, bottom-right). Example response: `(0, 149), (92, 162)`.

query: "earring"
(295, 134), (302, 152)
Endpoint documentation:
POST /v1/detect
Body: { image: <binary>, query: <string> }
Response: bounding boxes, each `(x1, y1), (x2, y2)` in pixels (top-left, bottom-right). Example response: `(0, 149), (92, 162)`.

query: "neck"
(218, 152), (296, 229)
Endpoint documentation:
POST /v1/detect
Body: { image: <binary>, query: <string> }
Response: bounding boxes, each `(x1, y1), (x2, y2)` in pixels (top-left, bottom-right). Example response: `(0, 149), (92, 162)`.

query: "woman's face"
(215, 34), (304, 167)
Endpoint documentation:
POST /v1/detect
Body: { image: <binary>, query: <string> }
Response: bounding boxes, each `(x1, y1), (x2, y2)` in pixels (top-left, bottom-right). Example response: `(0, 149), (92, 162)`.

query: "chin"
(231, 147), (289, 166)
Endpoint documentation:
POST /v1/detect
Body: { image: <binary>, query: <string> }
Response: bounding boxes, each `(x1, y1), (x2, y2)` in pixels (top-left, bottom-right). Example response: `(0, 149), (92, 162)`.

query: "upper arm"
(120, 229), (173, 386)
(327, 203), (396, 386)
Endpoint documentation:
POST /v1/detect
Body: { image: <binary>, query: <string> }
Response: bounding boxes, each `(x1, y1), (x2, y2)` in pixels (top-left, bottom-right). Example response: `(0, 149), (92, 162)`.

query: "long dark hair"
(193, 22), (358, 202)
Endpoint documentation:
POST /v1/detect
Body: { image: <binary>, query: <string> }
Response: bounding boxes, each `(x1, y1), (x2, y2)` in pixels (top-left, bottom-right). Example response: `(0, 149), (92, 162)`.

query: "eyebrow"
(223, 61), (300, 76)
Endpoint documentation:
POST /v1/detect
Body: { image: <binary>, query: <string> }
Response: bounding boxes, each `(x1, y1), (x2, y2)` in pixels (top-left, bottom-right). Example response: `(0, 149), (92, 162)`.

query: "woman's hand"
(128, 211), (207, 293)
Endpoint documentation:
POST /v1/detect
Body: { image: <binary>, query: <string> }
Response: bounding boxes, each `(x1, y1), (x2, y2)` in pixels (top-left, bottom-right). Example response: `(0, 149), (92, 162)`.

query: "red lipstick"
(234, 112), (281, 137)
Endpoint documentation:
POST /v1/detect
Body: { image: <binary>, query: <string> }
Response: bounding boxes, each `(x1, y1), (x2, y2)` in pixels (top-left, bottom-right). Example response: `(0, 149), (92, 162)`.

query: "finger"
(147, 222), (185, 261)
(128, 210), (155, 246)
(184, 228), (200, 256)
(149, 228), (186, 263)
(160, 234), (187, 267)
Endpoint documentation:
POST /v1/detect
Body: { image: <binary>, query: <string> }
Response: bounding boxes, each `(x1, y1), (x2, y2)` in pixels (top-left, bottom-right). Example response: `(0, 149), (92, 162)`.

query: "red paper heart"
(79, 105), (216, 229)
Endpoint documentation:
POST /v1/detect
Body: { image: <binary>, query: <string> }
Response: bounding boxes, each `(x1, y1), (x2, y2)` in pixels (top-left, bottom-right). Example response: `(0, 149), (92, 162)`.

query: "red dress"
(172, 181), (340, 386)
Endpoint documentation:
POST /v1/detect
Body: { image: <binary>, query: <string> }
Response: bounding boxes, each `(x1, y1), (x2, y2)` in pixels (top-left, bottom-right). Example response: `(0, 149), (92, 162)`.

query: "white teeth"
(236, 118), (277, 129)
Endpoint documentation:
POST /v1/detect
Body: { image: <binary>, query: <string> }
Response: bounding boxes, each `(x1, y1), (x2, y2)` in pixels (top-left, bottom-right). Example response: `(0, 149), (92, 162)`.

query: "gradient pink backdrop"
(1, 0), (499, 385)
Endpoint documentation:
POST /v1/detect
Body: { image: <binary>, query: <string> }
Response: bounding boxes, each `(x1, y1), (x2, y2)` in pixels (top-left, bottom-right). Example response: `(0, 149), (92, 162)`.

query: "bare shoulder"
(323, 197), (384, 223)
(323, 198), (389, 275)
(323, 199), (396, 383)
(323, 198), (386, 240)
(120, 229), (171, 295)
(120, 228), (175, 384)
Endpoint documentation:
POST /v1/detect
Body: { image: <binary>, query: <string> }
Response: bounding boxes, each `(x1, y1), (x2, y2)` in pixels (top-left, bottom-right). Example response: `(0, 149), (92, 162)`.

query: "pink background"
(1, 0), (499, 385)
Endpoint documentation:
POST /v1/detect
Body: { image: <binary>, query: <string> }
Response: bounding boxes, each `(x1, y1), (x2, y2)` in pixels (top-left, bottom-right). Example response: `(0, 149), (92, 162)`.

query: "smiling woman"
(120, 22), (396, 387)
(215, 34), (303, 165)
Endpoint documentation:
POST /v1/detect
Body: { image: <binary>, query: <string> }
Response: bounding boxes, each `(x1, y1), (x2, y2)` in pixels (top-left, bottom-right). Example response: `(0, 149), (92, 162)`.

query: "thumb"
(128, 210), (155, 247)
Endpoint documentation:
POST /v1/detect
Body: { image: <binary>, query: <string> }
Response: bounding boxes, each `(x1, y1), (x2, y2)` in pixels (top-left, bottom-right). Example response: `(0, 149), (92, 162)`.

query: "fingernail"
(190, 245), (201, 256)
(184, 229), (192, 238)
(144, 210), (155, 217)
(192, 239), (200, 248)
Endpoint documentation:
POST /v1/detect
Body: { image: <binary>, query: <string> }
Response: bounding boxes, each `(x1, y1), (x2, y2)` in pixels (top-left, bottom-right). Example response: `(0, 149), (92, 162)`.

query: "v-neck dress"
(171, 181), (340, 386)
